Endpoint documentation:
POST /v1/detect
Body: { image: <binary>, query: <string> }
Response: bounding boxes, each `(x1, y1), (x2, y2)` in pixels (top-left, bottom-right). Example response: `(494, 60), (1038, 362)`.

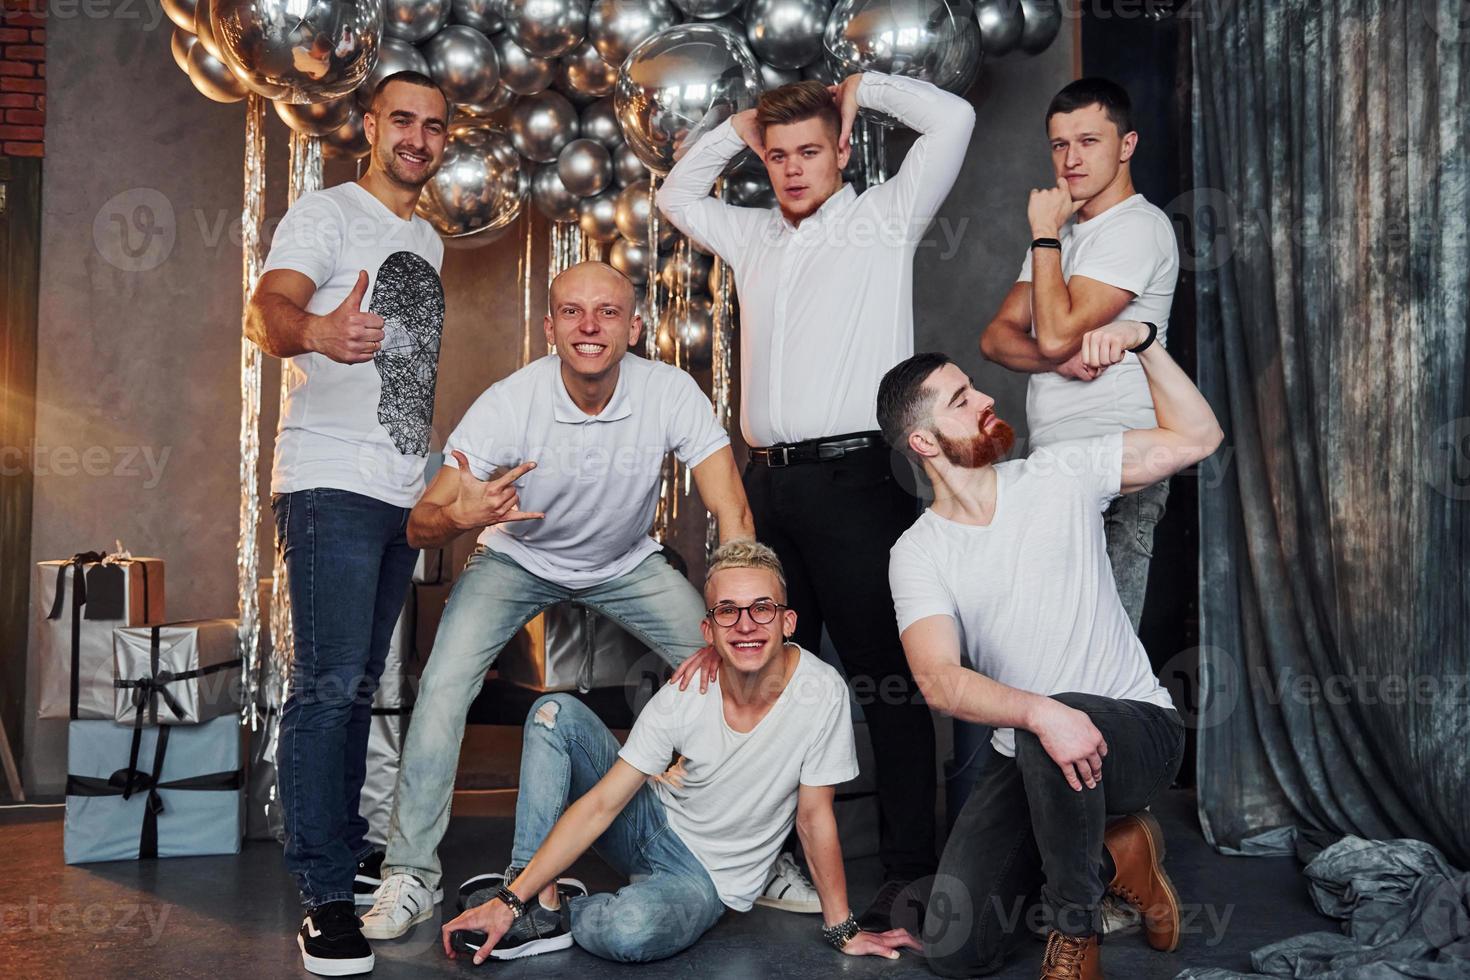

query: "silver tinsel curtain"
(1192, 0), (1470, 864)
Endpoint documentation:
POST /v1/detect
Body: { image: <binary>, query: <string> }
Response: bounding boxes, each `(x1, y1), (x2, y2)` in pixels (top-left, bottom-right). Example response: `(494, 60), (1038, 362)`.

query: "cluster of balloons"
(165, 0), (1063, 239)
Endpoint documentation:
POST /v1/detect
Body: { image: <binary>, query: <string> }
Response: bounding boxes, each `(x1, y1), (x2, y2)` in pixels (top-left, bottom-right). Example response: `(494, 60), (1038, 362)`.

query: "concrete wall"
(21, 11), (1074, 792)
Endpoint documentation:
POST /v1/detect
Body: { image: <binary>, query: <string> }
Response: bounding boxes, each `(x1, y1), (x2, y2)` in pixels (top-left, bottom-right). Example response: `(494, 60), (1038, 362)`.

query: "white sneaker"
(754, 853), (822, 914)
(360, 872), (437, 940)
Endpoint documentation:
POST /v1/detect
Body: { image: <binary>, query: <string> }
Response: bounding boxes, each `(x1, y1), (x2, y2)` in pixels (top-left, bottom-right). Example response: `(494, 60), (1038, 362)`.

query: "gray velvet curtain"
(1192, 0), (1470, 865)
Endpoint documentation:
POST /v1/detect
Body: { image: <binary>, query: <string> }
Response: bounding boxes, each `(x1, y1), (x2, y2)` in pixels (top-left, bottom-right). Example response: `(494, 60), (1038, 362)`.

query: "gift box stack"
(37, 552), (245, 864)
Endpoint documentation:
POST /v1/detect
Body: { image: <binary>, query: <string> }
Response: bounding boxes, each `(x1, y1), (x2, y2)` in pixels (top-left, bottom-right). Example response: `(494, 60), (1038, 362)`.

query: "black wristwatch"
(495, 886), (527, 920)
(822, 912), (861, 950)
(1128, 321), (1158, 354)
(1031, 236), (1062, 251)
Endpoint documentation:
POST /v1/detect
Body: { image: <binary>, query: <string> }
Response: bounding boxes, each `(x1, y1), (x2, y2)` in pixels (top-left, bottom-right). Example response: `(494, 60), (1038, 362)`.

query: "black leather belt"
(749, 432), (886, 467)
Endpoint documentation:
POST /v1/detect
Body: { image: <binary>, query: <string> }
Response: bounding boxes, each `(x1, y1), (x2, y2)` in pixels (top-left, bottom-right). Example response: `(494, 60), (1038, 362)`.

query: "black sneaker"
(299, 901), (375, 976)
(451, 891), (573, 961)
(456, 866), (588, 913)
(353, 850), (385, 908)
(857, 879), (927, 933)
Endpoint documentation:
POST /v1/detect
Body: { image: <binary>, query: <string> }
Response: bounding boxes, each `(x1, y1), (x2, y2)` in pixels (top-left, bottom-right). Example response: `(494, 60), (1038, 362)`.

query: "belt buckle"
(771, 446), (790, 467)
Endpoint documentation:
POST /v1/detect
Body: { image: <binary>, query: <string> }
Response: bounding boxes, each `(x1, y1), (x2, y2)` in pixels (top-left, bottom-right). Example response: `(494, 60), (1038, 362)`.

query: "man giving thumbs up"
(244, 70), (449, 978)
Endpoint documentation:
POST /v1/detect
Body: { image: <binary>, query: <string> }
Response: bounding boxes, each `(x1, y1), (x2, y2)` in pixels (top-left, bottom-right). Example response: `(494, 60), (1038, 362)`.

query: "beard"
(936, 415), (1016, 469)
(376, 139), (436, 190)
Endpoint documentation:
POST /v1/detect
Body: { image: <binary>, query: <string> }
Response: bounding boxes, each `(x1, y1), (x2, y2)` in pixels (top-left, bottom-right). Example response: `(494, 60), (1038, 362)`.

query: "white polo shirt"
(443, 354), (730, 588)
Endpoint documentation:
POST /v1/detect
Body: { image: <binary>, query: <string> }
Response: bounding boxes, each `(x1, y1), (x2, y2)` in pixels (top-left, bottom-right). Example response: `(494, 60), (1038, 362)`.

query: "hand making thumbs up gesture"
(444, 451), (546, 530)
(306, 270), (386, 364)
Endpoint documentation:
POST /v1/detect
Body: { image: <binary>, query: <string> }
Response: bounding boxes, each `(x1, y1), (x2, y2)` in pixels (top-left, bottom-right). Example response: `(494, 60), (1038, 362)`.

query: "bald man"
(362, 262), (755, 940)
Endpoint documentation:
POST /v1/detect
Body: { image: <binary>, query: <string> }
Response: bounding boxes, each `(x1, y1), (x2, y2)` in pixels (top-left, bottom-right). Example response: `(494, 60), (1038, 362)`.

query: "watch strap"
(1031, 237), (1062, 250)
(1127, 321), (1158, 354)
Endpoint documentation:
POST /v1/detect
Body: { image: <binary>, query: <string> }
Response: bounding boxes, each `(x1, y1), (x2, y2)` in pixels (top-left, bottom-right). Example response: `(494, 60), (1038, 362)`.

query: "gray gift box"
(113, 619), (242, 728)
(37, 554), (165, 720)
(361, 595), (416, 846)
(499, 602), (664, 693)
(64, 714), (243, 864)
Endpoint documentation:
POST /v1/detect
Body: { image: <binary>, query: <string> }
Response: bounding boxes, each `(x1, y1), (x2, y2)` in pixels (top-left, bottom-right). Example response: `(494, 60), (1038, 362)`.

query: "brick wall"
(0, 0), (43, 157)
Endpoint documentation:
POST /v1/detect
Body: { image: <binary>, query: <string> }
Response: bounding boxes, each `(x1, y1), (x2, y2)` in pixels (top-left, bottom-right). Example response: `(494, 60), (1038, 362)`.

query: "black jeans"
(924, 693), (1184, 978)
(743, 444), (937, 881)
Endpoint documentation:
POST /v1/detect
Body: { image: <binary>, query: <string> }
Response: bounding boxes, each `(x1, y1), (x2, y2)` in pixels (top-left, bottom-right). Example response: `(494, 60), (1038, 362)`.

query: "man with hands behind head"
(878, 321), (1221, 980)
(979, 78), (1180, 630)
(244, 69), (450, 977)
(440, 541), (922, 966)
(360, 260), (756, 942)
(660, 67), (975, 930)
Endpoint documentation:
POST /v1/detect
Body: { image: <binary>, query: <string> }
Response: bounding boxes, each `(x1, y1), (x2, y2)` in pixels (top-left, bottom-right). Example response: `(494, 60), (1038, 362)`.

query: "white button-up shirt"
(657, 72), (975, 447)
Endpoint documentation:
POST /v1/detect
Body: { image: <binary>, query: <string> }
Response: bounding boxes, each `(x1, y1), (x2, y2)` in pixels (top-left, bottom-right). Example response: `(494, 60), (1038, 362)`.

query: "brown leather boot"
(1103, 811), (1180, 952)
(1039, 930), (1102, 980)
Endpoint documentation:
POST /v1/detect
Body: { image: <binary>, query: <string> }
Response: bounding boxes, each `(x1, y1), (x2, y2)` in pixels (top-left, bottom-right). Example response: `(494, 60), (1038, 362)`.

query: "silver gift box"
(37, 555), (166, 720)
(113, 619), (242, 728)
(498, 602), (661, 693)
(361, 593), (416, 846)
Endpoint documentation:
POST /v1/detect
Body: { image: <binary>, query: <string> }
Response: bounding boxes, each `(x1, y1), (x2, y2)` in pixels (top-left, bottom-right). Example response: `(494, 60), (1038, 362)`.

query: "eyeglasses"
(707, 600), (785, 628)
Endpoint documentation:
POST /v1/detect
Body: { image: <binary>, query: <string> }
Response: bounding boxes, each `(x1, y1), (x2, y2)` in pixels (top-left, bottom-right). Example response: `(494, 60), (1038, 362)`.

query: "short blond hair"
(704, 539), (786, 598)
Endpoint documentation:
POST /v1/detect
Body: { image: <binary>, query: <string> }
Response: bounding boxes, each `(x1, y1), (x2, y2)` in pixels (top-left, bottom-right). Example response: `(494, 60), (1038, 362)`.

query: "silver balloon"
(383, 0), (450, 42)
(578, 188), (622, 241)
(164, 0), (198, 32)
(212, 0), (384, 104)
(613, 142), (647, 185)
(974, 0), (1022, 56)
(557, 138), (613, 196)
(503, 0), (589, 59)
(671, 0), (743, 20)
(509, 89), (580, 161)
(744, 0), (829, 71)
(275, 93), (358, 134)
(579, 97), (622, 148)
(658, 247), (713, 293)
(424, 24), (502, 105)
(491, 32), (556, 94)
(727, 169), (776, 207)
(657, 301), (712, 367)
(561, 40), (619, 98)
(417, 123), (528, 236)
(823, 0), (982, 95)
(758, 61), (802, 88)
(355, 36), (430, 108)
(186, 41), (247, 102)
(587, 0), (678, 66)
(532, 162), (581, 221)
(322, 103), (372, 157)
(453, 0), (505, 34)
(171, 27), (198, 74)
(456, 83), (518, 117)
(614, 178), (653, 241)
(615, 24), (763, 175)
(1017, 0), (1061, 55)
(802, 55), (836, 83)
(610, 237), (651, 284)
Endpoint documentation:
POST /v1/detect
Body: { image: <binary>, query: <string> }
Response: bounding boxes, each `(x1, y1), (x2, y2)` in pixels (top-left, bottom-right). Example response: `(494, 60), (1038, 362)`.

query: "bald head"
(548, 261), (636, 314)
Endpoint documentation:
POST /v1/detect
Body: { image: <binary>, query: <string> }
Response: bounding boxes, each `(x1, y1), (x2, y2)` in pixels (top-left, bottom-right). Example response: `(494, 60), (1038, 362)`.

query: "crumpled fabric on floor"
(1175, 837), (1470, 979)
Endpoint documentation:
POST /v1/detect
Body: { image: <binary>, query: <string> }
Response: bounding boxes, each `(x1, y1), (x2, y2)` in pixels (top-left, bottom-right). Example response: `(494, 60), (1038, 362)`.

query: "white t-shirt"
(888, 433), (1174, 757)
(1018, 193), (1179, 449)
(443, 354), (729, 589)
(619, 647), (859, 910)
(263, 181), (447, 507)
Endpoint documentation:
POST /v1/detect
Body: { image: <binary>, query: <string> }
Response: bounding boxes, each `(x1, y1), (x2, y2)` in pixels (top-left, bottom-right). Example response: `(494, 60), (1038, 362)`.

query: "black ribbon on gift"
(64, 725), (243, 859)
(46, 552), (154, 719)
(114, 625), (242, 732)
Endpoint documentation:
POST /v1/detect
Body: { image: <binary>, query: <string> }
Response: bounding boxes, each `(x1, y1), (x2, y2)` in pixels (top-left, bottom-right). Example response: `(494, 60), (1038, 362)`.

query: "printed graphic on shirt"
(371, 251), (445, 456)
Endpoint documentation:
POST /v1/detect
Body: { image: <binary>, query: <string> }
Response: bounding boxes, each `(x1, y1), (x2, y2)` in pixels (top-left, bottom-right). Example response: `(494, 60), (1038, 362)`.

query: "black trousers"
(923, 693), (1185, 978)
(743, 445), (937, 881)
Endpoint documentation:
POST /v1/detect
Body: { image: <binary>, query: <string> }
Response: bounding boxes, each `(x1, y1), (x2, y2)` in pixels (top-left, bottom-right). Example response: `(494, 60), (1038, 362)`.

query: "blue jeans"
(273, 488), (418, 909)
(1103, 479), (1170, 630)
(513, 694), (725, 962)
(383, 547), (707, 890)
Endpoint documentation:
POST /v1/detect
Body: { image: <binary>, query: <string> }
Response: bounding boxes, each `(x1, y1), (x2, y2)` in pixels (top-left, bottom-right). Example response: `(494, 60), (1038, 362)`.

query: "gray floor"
(1, 789), (1327, 979)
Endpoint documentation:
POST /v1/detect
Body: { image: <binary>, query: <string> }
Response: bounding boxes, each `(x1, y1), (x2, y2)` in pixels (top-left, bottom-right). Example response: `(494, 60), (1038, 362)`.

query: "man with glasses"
(438, 541), (922, 965)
